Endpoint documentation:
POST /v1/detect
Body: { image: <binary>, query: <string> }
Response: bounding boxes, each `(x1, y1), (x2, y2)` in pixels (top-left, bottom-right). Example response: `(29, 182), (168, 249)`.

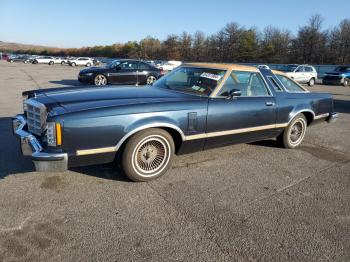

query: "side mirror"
(228, 89), (242, 98)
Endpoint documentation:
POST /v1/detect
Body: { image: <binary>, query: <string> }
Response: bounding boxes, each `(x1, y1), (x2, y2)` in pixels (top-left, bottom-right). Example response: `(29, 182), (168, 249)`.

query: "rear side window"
(218, 71), (270, 97)
(139, 62), (153, 70)
(295, 66), (304, 72)
(276, 75), (306, 92)
(304, 67), (313, 72)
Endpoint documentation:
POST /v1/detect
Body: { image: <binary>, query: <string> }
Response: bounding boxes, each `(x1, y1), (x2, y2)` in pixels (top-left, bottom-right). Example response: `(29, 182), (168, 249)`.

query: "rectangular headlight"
(46, 122), (56, 146)
(46, 122), (62, 147)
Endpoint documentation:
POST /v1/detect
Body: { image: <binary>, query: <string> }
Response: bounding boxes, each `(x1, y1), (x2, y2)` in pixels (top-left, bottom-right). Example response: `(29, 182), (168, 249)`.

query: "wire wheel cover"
(133, 136), (169, 175)
(289, 119), (306, 144)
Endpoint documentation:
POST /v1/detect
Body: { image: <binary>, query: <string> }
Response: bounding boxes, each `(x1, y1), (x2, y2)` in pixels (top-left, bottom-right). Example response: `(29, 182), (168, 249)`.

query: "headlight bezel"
(45, 122), (62, 147)
(45, 122), (57, 146)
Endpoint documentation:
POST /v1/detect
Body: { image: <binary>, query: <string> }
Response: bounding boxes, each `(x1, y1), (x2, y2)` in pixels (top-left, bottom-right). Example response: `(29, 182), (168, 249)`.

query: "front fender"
(116, 114), (186, 150)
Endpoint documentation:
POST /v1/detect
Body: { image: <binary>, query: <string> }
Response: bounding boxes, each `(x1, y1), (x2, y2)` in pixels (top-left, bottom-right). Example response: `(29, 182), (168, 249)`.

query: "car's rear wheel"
(61, 61), (65, 65)
(121, 128), (175, 182)
(146, 75), (157, 85)
(343, 78), (349, 87)
(278, 114), (307, 149)
(33, 60), (38, 64)
(71, 62), (76, 66)
(49, 61), (54, 65)
(86, 63), (91, 67)
(308, 78), (315, 86)
(94, 74), (107, 85)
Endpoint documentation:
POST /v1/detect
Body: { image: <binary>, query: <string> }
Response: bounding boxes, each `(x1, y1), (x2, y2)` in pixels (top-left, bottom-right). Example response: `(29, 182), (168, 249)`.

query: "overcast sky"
(1, 0), (349, 48)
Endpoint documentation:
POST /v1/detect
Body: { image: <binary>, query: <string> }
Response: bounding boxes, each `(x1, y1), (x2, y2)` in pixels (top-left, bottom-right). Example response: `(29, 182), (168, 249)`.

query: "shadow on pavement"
(71, 164), (130, 182)
(0, 117), (34, 178)
(249, 139), (282, 148)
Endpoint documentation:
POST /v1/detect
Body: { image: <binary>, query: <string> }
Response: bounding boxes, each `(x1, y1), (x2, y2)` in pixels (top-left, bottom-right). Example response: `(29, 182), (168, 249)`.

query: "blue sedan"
(13, 63), (338, 181)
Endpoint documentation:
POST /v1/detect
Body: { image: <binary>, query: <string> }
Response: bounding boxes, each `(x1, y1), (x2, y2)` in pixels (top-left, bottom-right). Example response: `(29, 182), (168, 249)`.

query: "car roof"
(183, 62), (259, 72)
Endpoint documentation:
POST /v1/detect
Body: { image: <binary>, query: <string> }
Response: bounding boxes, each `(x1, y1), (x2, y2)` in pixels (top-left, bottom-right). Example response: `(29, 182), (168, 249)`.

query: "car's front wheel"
(94, 74), (107, 85)
(278, 114), (307, 149)
(71, 62), (76, 66)
(121, 128), (175, 182)
(61, 61), (65, 65)
(308, 78), (315, 86)
(49, 61), (54, 65)
(343, 78), (349, 87)
(86, 63), (91, 67)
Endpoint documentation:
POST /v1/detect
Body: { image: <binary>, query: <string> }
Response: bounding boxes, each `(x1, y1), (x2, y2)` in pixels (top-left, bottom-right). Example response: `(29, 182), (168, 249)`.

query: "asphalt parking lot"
(0, 61), (349, 262)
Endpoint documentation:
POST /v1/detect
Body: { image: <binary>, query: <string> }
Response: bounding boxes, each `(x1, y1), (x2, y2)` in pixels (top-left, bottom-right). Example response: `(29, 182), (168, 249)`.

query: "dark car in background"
(7, 55), (31, 63)
(78, 59), (164, 86)
(322, 65), (350, 86)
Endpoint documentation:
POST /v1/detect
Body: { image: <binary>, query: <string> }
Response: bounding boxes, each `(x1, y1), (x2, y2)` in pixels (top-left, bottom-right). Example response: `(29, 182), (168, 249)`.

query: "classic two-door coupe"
(13, 63), (338, 181)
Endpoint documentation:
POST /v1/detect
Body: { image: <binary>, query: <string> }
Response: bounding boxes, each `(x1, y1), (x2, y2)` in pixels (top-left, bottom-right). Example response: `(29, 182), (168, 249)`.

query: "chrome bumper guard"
(327, 112), (339, 123)
(12, 115), (68, 172)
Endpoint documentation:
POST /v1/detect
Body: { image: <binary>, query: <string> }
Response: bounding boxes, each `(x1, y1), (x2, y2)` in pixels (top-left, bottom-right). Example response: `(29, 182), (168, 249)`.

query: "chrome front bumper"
(12, 115), (68, 172)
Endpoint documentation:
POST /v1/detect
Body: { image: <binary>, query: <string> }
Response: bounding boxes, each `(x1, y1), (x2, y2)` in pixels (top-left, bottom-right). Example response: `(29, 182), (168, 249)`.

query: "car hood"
(32, 86), (203, 115)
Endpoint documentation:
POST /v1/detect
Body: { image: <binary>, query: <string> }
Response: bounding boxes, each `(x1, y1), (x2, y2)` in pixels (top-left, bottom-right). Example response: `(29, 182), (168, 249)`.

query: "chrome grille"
(24, 99), (47, 135)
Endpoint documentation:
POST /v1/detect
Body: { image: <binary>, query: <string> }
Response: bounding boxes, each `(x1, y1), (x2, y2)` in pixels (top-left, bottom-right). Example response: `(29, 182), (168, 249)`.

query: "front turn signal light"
(56, 123), (62, 146)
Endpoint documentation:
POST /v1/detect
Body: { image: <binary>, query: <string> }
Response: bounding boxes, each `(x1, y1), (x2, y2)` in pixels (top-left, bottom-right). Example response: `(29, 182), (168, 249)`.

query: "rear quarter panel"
(275, 91), (333, 124)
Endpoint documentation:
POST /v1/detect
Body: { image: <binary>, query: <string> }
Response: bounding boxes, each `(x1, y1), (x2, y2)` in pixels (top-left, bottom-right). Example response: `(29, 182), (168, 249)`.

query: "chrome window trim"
(266, 76), (284, 92)
(212, 69), (273, 98)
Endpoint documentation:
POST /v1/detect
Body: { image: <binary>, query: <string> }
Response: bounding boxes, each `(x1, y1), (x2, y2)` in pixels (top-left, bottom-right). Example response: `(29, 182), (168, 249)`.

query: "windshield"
(335, 66), (350, 72)
(106, 60), (121, 68)
(153, 67), (226, 96)
(279, 65), (298, 72)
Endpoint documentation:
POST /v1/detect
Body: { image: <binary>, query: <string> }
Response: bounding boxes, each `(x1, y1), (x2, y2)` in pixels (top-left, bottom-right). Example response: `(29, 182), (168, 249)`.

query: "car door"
(109, 60), (138, 84)
(205, 70), (277, 149)
(137, 62), (155, 84)
(293, 66), (306, 83)
(304, 66), (315, 81)
(77, 58), (86, 65)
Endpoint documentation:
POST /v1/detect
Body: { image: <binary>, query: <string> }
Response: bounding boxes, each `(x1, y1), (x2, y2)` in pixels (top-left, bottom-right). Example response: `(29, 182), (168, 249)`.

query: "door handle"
(265, 102), (275, 106)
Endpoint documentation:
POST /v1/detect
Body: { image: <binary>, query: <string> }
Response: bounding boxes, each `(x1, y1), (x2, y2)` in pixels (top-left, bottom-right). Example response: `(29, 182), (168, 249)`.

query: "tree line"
(5, 15), (350, 65)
